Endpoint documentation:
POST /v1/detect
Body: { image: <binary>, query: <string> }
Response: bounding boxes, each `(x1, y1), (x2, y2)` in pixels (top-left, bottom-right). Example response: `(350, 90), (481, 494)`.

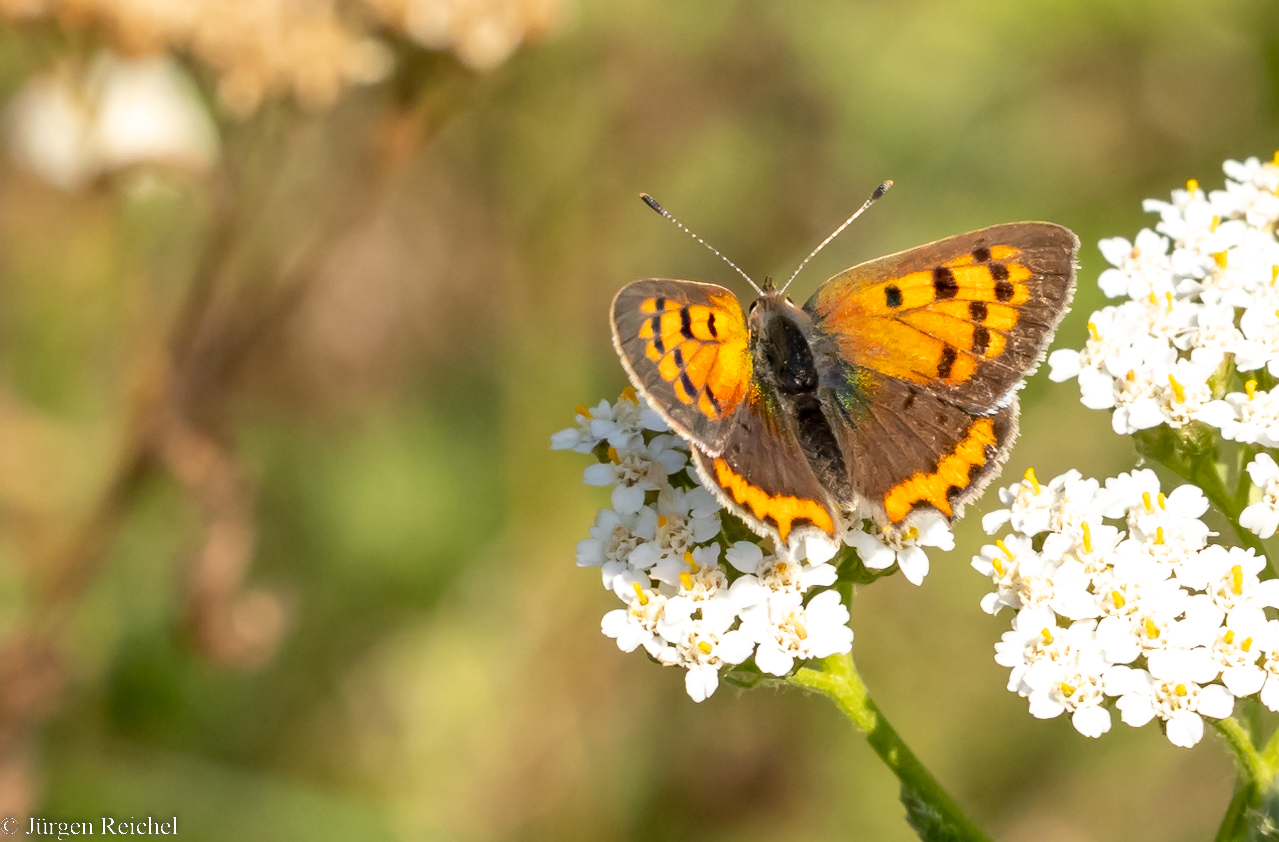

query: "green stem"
(1213, 717), (1271, 787)
(1210, 717), (1279, 842)
(788, 652), (992, 842)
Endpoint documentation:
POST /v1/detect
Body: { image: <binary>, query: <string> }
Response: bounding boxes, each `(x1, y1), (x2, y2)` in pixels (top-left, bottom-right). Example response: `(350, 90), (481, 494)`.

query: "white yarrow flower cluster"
(555, 389), (854, 702)
(977, 467), (1279, 747)
(1049, 156), (1279, 439)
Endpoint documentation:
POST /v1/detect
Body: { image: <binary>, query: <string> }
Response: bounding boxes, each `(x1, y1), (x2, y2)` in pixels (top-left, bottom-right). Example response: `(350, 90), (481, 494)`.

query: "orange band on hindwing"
(712, 457), (834, 541)
(637, 295), (751, 419)
(883, 418), (998, 523)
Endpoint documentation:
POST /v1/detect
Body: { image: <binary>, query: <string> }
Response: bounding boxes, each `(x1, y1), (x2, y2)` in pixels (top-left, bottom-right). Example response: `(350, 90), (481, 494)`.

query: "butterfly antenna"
(779, 180), (893, 294)
(640, 194), (762, 295)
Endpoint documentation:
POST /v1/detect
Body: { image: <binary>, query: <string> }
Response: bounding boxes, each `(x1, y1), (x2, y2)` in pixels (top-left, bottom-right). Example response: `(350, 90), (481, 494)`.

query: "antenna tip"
(640, 193), (664, 214)
(872, 180), (893, 199)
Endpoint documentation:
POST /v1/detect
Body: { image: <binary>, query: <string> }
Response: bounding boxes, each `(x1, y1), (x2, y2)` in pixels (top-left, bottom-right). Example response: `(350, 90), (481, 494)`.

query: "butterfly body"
(612, 222), (1078, 555)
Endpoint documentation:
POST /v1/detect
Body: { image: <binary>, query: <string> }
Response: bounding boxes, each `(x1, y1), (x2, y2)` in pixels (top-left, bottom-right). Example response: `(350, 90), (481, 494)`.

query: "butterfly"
(611, 185), (1078, 556)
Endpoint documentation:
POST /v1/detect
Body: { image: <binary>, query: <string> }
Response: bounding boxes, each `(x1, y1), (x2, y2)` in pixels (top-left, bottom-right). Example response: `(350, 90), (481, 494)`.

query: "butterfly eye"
(748, 300), (759, 313)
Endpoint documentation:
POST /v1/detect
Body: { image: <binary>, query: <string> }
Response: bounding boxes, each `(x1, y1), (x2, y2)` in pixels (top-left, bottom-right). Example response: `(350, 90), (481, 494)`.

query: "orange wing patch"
(814, 245), (1032, 387)
(637, 295), (751, 420)
(883, 418), (997, 523)
(712, 458), (834, 541)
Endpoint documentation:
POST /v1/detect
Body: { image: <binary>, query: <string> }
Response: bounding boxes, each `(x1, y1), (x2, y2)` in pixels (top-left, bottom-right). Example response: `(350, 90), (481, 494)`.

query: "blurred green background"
(0, 0), (1277, 840)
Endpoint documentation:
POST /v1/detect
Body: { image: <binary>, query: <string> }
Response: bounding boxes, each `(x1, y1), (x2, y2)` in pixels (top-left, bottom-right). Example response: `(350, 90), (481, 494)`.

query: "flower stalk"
(789, 653), (992, 842)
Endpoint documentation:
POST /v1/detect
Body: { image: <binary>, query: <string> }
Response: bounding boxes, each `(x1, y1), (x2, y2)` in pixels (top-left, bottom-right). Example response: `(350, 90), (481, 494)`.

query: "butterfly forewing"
(806, 222), (1078, 413)
(612, 279), (754, 454)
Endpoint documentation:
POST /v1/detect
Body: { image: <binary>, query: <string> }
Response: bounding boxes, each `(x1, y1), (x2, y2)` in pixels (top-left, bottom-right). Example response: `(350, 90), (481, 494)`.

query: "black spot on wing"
(704, 383), (721, 413)
(938, 346), (957, 379)
(680, 307), (694, 339)
(995, 279), (1014, 302)
(650, 315), (665, 353)
(885, 285), (903, 308)
(969, 301), (987, 322)
(933, 267), (958, 299)
(972, 326), (990, 355)
(972, 246), (991, 263)
(706, 311), (718, 338)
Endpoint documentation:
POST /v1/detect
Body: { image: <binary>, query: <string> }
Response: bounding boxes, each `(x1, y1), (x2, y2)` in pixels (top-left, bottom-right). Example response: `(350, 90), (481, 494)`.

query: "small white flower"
(1241, 453), (1279, 539)
(1175, 545), (1279, 615)
(589, 389), (669, 450)
(659, 610), (755, 702)
(1220, 382), (1279, 447)
(633, 486), (722, 576)
(739, 590), (853, 676)
(583, 434), (688, 514)
(845, 512), (953, 585)
(551, 399), (614, 453)
(602, 587), (672, 657)
(576, 507), (659, 597)
(1207, 606), (1269, 699)
(982, 468), (1071, 536)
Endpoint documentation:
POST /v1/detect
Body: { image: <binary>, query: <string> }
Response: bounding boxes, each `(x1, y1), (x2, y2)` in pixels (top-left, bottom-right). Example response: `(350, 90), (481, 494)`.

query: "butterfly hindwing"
(612, 279), (754, 454)
(823, 364), (1019, 526)
(687, 389), (842, 549)
(806, 222), (1077, 413)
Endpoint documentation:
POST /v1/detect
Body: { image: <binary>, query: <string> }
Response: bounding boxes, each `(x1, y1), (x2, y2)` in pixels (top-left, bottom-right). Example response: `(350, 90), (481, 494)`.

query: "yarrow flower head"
(1048, 156), (1279, 441)
(556, 389), (955, 702)
(1005, 155), (1279, 749)
(975, 466), (1274, 746)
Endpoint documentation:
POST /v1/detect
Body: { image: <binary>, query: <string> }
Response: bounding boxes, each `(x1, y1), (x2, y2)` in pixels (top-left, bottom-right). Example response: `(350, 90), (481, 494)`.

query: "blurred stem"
(788, 652), (992, 842)
(1214, 716), (1270, 787)
(1211, 717), (1274, 842)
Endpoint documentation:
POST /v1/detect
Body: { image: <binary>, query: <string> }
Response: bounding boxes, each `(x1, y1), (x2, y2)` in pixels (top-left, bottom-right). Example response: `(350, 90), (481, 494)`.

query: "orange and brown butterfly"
(611, 182), (1077, 556)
